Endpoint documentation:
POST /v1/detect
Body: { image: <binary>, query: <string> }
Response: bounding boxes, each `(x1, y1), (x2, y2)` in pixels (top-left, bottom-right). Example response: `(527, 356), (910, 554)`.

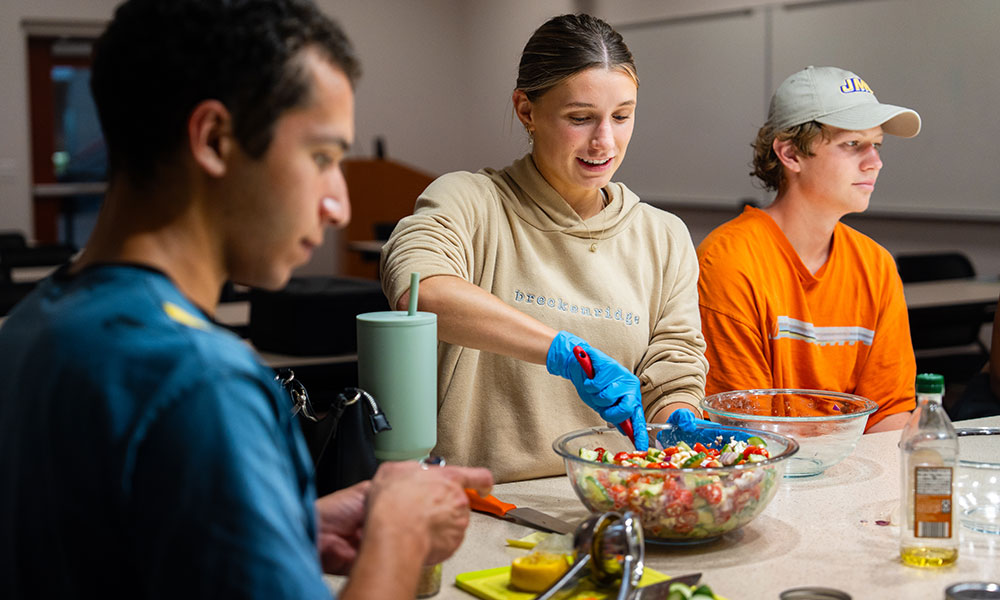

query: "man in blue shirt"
(0, 1), (492, 598)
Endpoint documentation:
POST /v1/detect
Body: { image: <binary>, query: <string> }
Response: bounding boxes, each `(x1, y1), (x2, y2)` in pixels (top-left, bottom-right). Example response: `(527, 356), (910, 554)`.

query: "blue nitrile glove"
(656, 408), (750, 449)
(546, 331), (649, 451)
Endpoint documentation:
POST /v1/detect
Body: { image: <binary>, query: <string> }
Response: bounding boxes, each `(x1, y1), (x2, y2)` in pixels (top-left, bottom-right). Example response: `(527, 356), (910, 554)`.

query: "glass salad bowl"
(553, 423), (798, 544)
(701, 389), (878, 478)
(955, 427), (1000, 535)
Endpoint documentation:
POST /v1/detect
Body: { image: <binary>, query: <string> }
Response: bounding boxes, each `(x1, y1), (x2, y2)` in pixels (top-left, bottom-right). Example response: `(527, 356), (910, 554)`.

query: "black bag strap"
(275, 369), (392, 494)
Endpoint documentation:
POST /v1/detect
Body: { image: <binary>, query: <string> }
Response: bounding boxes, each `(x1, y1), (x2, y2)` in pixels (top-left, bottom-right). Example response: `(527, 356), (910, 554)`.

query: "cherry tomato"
(696, 483), (723, 505)
(674, 509), (699, 533)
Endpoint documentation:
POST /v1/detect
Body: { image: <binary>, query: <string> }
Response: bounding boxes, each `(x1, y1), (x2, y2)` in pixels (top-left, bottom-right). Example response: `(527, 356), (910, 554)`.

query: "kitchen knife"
(465, 489), (576, 535)
(636, 572), (704, 600)
(573, 345), (636, 446)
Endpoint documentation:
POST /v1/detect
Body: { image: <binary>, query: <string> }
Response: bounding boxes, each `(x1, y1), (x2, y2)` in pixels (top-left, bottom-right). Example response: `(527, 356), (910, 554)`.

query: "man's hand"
(365, 461), (493, 565)
(318, 461), (492, 577)
(314, 481), (371, 575)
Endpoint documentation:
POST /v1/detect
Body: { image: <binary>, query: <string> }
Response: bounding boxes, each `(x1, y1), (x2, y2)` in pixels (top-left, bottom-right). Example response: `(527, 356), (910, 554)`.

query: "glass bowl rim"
(956, 427), (1000, 470)
(552, 422), (800, 474)
(701, 388), (879, 422)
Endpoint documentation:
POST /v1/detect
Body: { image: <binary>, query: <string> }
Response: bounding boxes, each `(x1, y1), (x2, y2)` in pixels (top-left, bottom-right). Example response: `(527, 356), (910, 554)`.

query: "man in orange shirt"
(697, 66), (921, 432)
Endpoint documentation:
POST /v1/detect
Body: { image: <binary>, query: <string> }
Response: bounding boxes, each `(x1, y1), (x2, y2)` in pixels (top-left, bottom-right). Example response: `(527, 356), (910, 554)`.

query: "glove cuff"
(546, 330), (585, 378)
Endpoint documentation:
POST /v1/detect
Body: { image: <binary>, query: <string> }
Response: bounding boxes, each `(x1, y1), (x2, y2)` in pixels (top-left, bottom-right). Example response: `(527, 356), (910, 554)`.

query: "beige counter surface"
(409, 416), (1000, 599)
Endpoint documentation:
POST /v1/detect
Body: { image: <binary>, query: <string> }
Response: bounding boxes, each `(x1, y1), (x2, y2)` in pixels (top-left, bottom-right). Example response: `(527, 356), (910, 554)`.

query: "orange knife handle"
(465, 488), (515, 517)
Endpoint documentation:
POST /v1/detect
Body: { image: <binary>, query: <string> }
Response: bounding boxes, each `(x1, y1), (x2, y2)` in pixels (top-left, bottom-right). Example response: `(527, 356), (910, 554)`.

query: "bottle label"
(913, 466), (953, 538)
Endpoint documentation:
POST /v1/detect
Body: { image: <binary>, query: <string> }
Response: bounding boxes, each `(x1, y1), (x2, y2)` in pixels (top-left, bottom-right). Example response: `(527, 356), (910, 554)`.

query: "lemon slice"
(509, 552), (570, 592)
(505, 532), (549, 549)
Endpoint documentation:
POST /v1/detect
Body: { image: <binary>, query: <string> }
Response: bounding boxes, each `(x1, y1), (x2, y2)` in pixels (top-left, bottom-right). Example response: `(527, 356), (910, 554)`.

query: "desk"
(386, 416), (1000, 599)
(347, 239), (385, 261)
(904, 279), (1000, 315)
(8, 265), (59, 283)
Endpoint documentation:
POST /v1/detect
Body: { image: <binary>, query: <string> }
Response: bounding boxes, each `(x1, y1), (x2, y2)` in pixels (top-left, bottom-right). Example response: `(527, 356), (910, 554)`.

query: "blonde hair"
(516, 14), (638, 102)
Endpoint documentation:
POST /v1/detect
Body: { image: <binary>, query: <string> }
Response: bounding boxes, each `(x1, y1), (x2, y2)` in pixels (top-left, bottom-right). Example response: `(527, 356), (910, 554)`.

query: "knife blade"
(465, 489), (576, 535)
(635, 572), (704, 600)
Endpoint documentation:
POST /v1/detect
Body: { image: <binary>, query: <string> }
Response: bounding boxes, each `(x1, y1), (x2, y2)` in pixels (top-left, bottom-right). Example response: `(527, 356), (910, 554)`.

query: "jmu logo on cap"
(839, 77), (873, 94)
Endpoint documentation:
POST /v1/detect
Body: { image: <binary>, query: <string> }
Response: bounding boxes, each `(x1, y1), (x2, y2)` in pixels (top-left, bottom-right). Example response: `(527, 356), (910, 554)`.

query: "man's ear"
(772, 138), (802, 174)
(512, 89), (534, 134)
(188, 100), (234, 177)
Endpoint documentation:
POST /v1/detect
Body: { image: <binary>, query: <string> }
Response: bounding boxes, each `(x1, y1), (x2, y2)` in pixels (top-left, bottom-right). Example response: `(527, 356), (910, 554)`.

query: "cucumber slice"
(747, 435), (766, 447)
(681, 452), (706, 468)
(639, 481), (664, 497)
(581, 475), (611, 503)
(579, 448), (599, 462)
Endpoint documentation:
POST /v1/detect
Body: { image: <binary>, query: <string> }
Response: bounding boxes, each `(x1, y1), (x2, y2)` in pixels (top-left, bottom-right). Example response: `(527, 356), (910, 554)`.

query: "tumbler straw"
(407, 272), (420, 316)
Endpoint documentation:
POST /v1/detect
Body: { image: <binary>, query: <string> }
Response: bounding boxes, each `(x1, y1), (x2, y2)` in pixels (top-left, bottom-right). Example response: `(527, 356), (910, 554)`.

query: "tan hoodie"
(381, 155), (706, 482)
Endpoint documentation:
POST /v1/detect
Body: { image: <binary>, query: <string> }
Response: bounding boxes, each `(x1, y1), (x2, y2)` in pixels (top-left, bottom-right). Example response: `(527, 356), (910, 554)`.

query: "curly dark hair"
(750, 121), (830, 191)
(90, 0), (360, 183)
(516, 13), (638, 101)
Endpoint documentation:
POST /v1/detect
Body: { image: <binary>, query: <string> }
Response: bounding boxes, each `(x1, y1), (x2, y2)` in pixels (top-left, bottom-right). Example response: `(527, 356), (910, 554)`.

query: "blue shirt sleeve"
(124, 371), (332, 599)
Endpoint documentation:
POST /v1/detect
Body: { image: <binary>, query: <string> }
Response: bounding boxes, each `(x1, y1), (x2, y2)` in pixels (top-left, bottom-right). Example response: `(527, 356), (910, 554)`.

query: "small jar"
(416, 563), (442, 598)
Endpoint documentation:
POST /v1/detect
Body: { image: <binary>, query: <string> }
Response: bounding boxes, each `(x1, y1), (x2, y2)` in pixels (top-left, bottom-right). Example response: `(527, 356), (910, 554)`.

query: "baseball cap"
(768, 66), (921, 138)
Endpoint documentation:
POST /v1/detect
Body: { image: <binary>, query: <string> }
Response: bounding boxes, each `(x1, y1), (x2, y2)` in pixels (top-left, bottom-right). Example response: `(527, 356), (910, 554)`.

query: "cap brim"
(816, 103), (921, 138)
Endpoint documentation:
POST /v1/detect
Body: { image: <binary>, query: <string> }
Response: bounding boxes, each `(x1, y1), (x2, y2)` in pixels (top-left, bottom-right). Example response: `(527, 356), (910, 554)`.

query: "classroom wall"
(591, 0), (1000, 278)
(1, 0), (997, 278)
(0, 0), (119, 243)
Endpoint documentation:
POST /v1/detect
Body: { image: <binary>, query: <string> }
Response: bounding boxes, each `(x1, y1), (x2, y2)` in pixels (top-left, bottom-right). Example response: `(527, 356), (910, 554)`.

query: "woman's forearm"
(396, 274), (556, 364)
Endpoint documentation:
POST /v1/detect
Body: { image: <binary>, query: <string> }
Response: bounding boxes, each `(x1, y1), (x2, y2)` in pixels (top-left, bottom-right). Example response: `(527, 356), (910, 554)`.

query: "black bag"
(276, 369), (391, 495)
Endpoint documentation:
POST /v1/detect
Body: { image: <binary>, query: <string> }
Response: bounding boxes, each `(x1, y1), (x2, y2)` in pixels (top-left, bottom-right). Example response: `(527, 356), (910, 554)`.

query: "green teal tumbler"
(357, 310), (437, 461)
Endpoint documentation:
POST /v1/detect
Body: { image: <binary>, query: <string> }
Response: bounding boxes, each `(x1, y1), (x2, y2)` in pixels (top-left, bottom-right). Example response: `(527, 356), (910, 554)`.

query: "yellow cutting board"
(455, 565), (671, 600)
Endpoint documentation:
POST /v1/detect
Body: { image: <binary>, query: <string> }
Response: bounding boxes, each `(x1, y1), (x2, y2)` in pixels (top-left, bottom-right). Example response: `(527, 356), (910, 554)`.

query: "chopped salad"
(579, 436), (771, 469)
(572, 436), (779, 540)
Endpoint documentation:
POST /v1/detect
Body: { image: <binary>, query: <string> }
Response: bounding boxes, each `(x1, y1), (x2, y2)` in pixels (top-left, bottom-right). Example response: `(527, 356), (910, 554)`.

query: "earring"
(527, 129), (534, 147)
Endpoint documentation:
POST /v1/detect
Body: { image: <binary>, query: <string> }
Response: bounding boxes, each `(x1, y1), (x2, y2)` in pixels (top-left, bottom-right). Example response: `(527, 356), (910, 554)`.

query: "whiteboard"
(610, 0), (1000, 220)
(614, 9), (768, 210)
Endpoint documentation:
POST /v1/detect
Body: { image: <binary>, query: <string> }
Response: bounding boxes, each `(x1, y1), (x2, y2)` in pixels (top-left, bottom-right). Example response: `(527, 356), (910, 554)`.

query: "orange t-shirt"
(697, 207), (916, 429)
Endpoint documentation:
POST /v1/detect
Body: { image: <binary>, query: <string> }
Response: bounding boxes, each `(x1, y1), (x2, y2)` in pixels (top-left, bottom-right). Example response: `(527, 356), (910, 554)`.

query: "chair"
(0, 231), (28, 250)
(0, 241), (76, 313)
(897, 252), (989, 384)
(896, 252), (975, 283)
(372, 221), (398, 241)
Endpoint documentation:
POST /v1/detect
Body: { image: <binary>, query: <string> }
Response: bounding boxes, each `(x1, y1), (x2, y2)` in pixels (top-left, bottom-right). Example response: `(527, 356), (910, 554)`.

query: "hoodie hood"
(483, 154), (640, 241)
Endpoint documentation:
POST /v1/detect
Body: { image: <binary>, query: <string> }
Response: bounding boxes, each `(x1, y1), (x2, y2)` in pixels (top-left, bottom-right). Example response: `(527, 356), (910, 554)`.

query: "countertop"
(344, 415), (1000, 599)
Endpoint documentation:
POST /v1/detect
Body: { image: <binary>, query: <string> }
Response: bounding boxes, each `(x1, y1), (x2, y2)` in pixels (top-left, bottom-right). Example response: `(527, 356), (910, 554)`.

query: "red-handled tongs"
(573, 345), (636, 447)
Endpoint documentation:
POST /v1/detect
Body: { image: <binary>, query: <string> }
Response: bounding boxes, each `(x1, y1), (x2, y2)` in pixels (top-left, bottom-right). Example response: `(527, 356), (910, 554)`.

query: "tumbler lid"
(356, 310), (436, 327)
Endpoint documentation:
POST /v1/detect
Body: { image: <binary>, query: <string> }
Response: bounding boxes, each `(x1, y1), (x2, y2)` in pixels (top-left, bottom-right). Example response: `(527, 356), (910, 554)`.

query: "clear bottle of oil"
(899, 373), (958, 567)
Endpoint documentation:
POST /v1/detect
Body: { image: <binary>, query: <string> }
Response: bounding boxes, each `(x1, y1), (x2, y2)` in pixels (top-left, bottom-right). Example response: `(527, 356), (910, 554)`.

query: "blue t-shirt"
(0, 265), (331, 599)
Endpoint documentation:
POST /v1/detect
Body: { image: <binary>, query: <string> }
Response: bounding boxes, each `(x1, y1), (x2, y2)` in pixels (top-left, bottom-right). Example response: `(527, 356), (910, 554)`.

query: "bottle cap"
(916, 373), (944, 395)
(945, 582), (1000, 599)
